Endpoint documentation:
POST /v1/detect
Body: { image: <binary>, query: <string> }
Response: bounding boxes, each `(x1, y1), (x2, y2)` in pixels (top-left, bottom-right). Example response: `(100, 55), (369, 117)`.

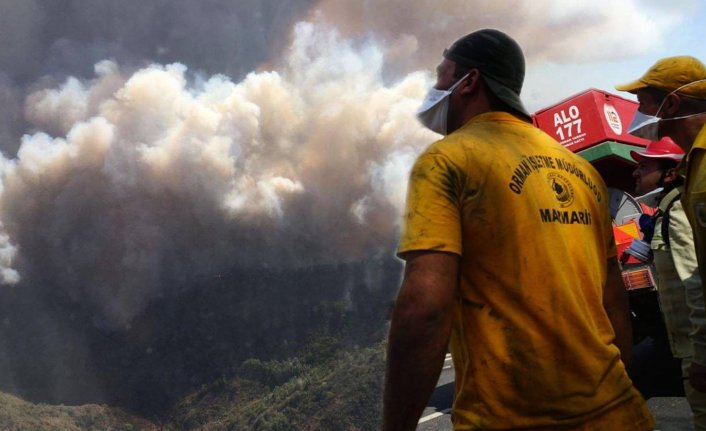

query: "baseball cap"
(615, 56), (706, 99)
(443, 29), (530, 117)
(630, 136), (685, 162)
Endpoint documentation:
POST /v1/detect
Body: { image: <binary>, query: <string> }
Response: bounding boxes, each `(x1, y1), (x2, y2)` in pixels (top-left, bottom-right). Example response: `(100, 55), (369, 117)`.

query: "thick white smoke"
(0, 21), (435, 329)
(0, 0), (697, 330)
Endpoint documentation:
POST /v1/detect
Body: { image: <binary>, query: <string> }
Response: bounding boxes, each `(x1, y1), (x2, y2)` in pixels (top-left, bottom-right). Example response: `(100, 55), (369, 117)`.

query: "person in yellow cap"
(617, 56), (706, 397)
(383, 29), (654, 430)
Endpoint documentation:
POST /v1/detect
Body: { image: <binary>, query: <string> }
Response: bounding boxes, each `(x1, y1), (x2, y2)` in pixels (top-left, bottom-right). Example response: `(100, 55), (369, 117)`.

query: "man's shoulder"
(695, 123), (706, 150)
(547, 146), (608, 192)
(463, 111), (534, 133)
(443, 113), (545, 148)
(553, 146), (600, 170)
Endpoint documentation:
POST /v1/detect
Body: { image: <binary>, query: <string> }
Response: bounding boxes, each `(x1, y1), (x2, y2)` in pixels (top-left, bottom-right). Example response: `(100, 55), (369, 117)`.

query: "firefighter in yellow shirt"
(382, 29), (653, 430)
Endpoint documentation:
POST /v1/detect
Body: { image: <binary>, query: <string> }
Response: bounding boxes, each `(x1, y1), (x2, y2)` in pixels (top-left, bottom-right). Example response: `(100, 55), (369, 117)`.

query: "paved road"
(417, 354), (694, 430)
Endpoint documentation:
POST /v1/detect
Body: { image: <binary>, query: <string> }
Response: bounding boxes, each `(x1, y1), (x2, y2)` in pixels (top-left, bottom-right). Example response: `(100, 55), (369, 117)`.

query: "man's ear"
(663, 167), (679, 183)
(459, 69), (481, 95)
(660, 93), (682, 117)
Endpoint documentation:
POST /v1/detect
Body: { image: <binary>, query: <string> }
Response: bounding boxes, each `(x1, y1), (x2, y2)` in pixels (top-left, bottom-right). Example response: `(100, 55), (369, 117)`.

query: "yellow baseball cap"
(615, 56), (706, 98)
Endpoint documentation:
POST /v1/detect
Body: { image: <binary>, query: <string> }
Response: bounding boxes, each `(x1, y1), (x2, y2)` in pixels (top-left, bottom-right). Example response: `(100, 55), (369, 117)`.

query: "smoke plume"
(1, 21), (432, 329)
(0, 0), (697, 410)
(0, 0), (693, 328)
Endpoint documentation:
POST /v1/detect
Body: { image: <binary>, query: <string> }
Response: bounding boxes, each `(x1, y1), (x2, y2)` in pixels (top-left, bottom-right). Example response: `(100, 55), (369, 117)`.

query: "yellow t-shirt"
(399, 112), (653, 430)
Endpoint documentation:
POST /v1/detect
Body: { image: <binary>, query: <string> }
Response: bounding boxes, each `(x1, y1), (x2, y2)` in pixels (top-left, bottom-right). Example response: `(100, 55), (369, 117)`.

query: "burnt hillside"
(0, 257), (401, 417)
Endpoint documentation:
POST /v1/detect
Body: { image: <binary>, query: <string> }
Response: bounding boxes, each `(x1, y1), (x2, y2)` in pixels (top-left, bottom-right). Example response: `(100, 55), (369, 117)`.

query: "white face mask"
(417, 73), (469, 135)
(627, 110), (660, 141)
(628, 78), (706, 140)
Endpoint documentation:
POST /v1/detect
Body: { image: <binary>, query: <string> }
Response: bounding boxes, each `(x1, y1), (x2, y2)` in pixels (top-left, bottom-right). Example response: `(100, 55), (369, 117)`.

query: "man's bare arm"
(603, 257), (633, 368)
(382, 251), (459, 431)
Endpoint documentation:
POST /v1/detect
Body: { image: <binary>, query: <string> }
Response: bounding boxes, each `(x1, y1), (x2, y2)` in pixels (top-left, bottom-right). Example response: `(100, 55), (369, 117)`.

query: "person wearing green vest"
(631, 137), (706, 430)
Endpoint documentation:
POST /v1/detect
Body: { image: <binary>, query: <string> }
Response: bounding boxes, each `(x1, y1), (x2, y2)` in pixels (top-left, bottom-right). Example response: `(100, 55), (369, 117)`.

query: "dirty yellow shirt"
(684, 124), (706, 353)
(398, 112), (653, 430)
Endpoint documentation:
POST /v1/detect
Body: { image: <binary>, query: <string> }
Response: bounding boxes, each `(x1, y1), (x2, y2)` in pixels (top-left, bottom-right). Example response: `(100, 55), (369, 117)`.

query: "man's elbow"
(389, 251), (459, 337)
(390, 293), (452, 337)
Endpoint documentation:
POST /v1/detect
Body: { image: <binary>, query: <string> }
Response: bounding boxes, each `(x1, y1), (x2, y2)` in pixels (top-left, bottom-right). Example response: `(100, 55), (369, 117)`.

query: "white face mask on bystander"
(628, 79), (706, 140)
(627, 110), (661, 141)
(416, 73), (469, 135)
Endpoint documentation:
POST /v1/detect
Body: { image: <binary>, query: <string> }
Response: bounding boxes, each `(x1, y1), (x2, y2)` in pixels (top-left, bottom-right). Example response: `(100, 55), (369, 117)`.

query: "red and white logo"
(604, 103), (622, 135)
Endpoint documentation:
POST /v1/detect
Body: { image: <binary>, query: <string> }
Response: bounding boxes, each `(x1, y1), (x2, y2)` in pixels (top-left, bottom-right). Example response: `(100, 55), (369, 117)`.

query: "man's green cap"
(444, 29), (530, 117)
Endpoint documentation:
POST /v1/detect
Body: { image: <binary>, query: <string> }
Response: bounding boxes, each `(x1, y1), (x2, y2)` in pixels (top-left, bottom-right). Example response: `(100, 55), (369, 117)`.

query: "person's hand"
(689, 362), (706, 392)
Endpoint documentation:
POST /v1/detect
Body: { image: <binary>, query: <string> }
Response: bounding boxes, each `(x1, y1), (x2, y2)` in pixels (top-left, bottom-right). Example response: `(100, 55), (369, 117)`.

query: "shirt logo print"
(547, 173), (574, 208)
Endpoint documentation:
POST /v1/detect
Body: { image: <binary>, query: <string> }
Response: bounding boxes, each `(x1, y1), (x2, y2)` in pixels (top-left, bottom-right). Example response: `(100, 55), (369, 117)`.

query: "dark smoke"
(0, 0), (692, 418)
(0, 0), (422, 415)
(0, 0), (316, 155)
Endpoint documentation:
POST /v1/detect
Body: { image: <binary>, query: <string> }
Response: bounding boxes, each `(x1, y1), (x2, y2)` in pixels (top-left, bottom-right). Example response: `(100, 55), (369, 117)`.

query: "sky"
(309, 0), (706, 111)
(501, 1), (704, 110)
(0, 0), (703, 330)
(524, 0), (706, 110)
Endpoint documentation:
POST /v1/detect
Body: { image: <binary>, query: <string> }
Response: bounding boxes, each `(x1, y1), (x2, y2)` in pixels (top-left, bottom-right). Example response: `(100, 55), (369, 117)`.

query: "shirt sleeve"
(668, 201), (706, 365)
(397, 149), (464, 258)
(584, 160), (616, 259)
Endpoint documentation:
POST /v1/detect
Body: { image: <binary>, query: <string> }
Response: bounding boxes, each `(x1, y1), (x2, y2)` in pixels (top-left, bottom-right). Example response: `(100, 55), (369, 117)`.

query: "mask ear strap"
(654, 93), (671, 118)
(673, 78), (706, 95)
(449, 72), (470, 92)
(657, 78), (706, 116)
